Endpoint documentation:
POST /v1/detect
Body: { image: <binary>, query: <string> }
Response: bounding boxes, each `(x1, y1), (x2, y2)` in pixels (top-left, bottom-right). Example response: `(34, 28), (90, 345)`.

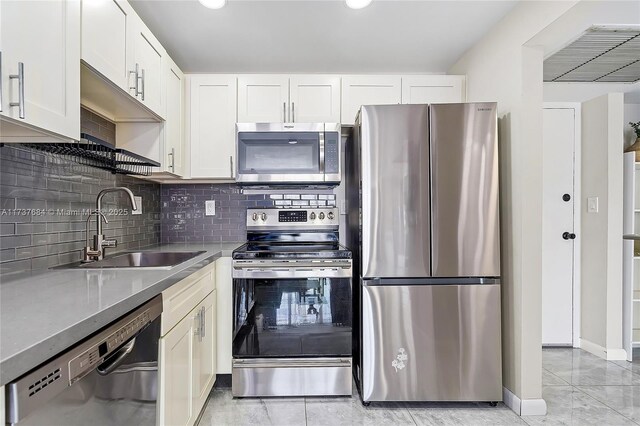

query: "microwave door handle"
(319, 131), (325, 174)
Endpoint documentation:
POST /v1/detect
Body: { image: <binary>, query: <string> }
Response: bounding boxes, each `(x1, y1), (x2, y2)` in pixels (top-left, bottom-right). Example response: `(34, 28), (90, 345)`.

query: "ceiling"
(129, 0), (518, 73)
(543, 26), (640, 83)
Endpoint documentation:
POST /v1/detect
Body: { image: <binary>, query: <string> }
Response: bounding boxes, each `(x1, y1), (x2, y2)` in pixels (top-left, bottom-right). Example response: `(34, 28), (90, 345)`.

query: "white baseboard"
(581, 338), (627, 360)
(503, 387), (547, 416)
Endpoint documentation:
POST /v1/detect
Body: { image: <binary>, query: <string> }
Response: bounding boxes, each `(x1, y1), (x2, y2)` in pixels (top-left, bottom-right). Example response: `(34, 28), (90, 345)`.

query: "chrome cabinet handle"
(283, 102), (287, 122)
(129, 63), (139, 95)
(168, 148), (175, 171)
(200, 306), (205, 339)
(0, 51), (3, 113)
(194, 311), (201, 340)
(292, 102), (295, 123)
(9, 62), (25, 119)
(140, 68), (145, 101)
(230, 156), (234, 178)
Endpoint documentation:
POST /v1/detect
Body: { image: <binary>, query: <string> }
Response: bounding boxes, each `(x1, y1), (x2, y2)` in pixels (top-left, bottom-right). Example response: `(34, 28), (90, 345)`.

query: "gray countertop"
(0, 242), (243, 386)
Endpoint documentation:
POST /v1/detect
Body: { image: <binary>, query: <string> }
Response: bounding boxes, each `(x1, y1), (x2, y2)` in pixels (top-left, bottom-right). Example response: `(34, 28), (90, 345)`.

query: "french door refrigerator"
(345, 103), (502, 403)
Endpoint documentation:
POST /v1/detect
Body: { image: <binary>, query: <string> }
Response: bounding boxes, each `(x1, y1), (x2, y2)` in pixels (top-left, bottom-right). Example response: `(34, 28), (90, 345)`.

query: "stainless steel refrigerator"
(345, 103), (502, 403)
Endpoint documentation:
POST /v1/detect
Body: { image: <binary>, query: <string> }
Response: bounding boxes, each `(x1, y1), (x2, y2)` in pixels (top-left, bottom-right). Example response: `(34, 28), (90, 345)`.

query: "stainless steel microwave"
(235, 123), (341, 185)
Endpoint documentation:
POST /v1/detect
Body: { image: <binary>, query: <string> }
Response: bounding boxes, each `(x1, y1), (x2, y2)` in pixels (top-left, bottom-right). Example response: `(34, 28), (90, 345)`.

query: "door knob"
(563, 194), (571, 202)
(562, 232), (576, 240)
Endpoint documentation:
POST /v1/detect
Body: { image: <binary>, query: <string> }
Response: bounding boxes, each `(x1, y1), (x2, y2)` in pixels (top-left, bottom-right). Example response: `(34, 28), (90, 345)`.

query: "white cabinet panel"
(131, 20), (165, 117)
(188, 75), (237, 179)
(165, 58), (185, 175)
(159, 311), (195, 426)
(0, 0), (80, 140)
(237, 75), (289, 122)
(289, 75), (341, 123)
(81, 0), (134, 91)
(193, 290), (217, 413)
(341, 76), (401, 125)
(401, 75), (465, 104)
(215, 257), (232, 374)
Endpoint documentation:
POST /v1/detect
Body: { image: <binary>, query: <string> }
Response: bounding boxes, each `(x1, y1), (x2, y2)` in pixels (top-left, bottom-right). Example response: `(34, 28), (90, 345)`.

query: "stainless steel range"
(231, 207), (352, 397)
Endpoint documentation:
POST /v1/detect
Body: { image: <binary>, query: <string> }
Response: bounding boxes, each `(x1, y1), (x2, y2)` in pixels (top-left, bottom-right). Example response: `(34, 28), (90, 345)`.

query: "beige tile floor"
(197, 348), (640, 425)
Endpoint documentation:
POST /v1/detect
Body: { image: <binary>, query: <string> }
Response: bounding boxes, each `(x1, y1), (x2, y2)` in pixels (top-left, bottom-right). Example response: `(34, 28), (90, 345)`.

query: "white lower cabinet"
(159, 263), (217, 426)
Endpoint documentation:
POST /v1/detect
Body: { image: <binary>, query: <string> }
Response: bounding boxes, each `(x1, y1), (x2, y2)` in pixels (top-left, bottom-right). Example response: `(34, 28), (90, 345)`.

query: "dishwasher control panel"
(68, 309), (152, 383)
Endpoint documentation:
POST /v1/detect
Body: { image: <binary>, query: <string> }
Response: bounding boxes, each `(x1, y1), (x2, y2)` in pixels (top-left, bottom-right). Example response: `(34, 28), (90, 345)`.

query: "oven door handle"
(96, 337), (137, 376)
(234, 262), (352, 269)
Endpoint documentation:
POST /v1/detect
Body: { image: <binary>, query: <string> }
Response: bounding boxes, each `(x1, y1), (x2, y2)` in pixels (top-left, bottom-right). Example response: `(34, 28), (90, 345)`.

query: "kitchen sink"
(61, 251), (206, 270)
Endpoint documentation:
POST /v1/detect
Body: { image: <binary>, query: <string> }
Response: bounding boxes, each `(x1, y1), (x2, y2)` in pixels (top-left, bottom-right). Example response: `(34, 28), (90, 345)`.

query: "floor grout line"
(570, 384), (640, 425)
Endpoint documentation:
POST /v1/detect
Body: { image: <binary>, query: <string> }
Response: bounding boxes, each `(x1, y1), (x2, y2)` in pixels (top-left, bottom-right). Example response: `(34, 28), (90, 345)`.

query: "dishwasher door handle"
(96, 337), (137, 376)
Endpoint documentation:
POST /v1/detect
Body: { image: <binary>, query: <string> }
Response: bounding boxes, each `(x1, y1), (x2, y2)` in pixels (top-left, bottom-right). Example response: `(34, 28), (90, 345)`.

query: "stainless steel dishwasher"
(5, 295), (163, 425)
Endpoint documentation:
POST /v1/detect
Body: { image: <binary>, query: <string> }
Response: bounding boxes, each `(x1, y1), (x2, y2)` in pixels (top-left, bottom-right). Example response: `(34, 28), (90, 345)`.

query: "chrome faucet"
(83, 187), (137, 262)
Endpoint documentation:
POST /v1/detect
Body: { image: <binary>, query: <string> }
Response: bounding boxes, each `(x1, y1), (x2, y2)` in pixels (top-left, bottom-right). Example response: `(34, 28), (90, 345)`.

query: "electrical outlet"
(205, 200), (216, 216)
(132, 196), (142, 215)
(587, 197), (599, 213)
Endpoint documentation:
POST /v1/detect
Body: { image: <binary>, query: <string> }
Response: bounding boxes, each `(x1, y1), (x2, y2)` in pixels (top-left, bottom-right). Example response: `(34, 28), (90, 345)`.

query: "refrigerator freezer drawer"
(361, 283), (502, 402)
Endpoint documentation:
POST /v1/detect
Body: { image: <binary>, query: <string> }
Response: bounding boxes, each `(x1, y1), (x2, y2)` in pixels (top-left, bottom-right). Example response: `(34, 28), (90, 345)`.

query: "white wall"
(545, 82), (640, 104)
(580, 93), (626, 359)
(449, 0), (640, 412)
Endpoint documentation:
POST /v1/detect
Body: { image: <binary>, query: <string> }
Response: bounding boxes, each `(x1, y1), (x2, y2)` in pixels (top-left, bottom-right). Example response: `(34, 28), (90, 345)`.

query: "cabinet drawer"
(162, 262), (215, 335)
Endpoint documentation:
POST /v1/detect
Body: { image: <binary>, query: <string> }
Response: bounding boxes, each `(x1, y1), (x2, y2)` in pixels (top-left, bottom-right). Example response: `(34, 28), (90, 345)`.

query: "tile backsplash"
(161, 184), (271, 243)
(0, 144), (161, 273)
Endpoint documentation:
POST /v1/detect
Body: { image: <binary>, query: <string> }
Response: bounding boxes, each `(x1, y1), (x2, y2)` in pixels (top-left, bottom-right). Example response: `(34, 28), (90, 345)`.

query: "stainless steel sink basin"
(66, 251), (206, 270)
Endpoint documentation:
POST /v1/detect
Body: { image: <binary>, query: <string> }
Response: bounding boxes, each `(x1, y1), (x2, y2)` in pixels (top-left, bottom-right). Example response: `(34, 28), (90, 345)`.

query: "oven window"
(233, 277), (351, 358)
(237, 132), (321, 174)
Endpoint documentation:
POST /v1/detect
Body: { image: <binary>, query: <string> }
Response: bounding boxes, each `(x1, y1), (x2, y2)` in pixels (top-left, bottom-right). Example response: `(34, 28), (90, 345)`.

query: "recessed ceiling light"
(346, 0), (372, 9)
(199, 0), (226, 9)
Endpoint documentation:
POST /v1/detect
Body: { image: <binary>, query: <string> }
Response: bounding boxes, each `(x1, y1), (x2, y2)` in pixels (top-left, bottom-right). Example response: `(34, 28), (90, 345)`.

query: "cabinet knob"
(563, 194), (571, 202)
(562, 232), (576, 240)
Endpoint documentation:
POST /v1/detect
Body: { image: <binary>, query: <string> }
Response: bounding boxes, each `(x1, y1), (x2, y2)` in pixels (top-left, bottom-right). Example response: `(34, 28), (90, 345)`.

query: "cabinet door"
(187, 75), (237, 179)
(81, 0), (134, 91)
(289, 75), (341, 123)
(341, 76), (401, 125)
(131, 17), (165, 117)
(0, 0), (80, 140)
(401, 75), (465, 104)
(165, 57), (185, 176)
(237, 75), (289, 122)
(159, 312), (195, 426)
(215, 257), (232, 374)
(193, 291), (217, 414)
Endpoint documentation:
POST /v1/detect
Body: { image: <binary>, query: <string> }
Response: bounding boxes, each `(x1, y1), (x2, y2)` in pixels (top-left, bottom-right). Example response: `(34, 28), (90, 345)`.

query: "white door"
(401, 75), (465, 104)
(0, 0), (80, 140)
(289, 75), (341, 123)
(131, 19), (165, 117)
(188, 75), (237, 178)
(81, 0), (134, 91)
(193, 291), (217, 413)
(542, 107), (577, 346)
(341, 75), (401, 125)
(159, 311), (195, 426)
(237, 75), (289, 122)
(165, 58), (184, 176)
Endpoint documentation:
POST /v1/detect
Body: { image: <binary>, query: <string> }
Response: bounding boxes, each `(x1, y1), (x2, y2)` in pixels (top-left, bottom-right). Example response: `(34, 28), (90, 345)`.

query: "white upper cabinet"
(341, 76), (402, 125)
(81, 0), (134, 91)
(289, 75), (341, 123)
(188, 75), (237, 179)
(165, 58), (184, 176)
(401, 75), (466, 104)
(0, 0), (80, 141)
(130, 19), (165, 116)
(237, 75), (289, 122)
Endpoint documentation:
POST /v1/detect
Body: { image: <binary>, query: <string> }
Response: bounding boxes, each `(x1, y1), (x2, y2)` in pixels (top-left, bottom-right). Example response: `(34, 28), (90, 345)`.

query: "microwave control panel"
(324, 132), (339, 174)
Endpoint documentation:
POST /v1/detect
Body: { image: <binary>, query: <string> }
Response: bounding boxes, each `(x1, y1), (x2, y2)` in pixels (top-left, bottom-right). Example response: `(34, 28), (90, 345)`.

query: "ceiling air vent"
(543, 26), (640, 83)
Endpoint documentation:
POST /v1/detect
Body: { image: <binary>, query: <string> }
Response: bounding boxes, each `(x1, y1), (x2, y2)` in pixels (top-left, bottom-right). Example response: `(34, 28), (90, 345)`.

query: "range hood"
(544, 26), (640, 83)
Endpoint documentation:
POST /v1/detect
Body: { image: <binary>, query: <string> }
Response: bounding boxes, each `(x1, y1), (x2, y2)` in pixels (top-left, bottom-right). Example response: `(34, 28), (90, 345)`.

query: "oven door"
(236, 126), (325, 184)
(232, 267), (352, 359)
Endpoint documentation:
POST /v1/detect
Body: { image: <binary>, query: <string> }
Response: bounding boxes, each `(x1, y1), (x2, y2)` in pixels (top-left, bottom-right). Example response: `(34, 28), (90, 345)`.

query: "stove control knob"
(327, 212), (335, 220)
(252, 212), (258, 221)
(319, 212), (325, 220)
(261, 212), (267, 221)
(310, 212), (316, 220)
